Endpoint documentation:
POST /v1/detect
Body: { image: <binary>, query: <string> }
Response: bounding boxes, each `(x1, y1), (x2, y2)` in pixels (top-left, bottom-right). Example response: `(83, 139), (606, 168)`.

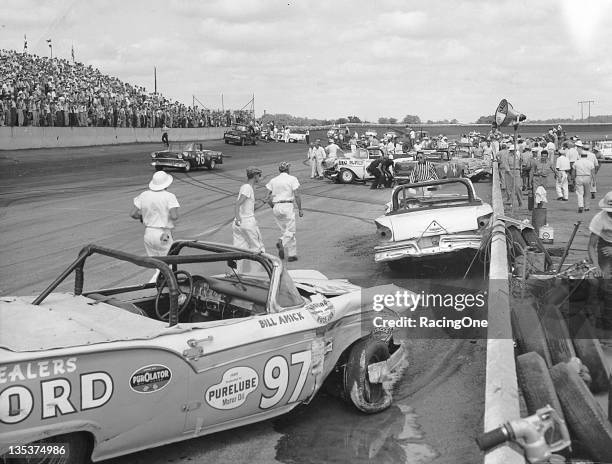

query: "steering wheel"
(155, 270), (194, 321)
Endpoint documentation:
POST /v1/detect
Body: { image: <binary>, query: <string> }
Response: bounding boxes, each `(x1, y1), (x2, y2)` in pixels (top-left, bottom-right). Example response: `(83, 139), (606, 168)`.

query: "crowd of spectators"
(0, 49), (253, 129)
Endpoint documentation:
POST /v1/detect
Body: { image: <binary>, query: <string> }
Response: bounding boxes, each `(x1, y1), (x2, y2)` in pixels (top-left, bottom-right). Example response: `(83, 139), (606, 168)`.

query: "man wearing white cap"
(581, 143), (600, 199)
(573, 148), (595, 213)
(587, 191), (612, 329)
(264, 162), (303, 262)
(130, 171), (180, 256)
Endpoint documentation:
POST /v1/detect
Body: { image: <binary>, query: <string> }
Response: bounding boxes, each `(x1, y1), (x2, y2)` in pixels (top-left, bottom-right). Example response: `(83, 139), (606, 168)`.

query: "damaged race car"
(374, 178), (493, 267)
(0, 241), (412, 463)
(151, 142), (223, 172)
(323, 146), (386, 184)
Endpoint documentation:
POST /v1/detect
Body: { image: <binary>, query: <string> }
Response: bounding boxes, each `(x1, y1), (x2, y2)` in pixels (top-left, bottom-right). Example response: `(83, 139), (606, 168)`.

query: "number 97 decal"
(259, 350), (312, 409)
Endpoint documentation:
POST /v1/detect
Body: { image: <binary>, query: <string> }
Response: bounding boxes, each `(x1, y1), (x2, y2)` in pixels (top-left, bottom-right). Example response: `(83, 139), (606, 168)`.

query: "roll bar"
(391, 178), (477, 211)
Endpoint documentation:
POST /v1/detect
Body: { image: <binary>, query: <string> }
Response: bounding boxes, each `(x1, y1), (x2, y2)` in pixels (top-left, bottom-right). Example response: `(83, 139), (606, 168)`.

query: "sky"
(1, 0), (611, 123)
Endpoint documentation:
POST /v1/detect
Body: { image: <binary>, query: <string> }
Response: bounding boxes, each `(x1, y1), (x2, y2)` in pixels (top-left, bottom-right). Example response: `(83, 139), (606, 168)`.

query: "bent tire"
(550, 362), (612, 462)
(516, 352), (566, 444)
(344, 338), (392, 414)
(511, 301), (553, 367)
(569, 313), (611, 393)
(183, 161), (191, 172)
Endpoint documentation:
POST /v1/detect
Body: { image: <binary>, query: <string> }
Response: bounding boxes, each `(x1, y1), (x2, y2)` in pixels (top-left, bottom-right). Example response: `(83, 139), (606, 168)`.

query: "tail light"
(376, 222), (393, 241)
(477, 213), (493, 230)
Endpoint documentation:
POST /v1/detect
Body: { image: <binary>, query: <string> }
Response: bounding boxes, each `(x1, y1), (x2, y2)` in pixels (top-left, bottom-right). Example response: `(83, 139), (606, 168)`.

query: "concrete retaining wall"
(0, 126), (226, 150)
(483, 164), (525, 464)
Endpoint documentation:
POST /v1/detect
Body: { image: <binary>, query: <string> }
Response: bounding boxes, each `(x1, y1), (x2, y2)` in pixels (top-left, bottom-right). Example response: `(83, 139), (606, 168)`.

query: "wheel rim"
(341, 171), (353, 183)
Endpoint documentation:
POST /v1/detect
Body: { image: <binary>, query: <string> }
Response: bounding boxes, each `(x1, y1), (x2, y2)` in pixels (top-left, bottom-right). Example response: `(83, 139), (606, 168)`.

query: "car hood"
(0, 294), (189, 353)
(288, 269), (362, 296)
(375, 203), (493, 241)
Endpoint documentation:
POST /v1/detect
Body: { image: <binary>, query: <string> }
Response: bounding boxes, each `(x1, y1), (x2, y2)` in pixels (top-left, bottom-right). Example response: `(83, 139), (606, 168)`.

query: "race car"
(392, 151), (461, 183)
(223, 124), (258, 146)
(0, 241), (412, 463)
(151, 142), (223, 172)
(323, 146), (386, 184)
(373, 178), (493, 267)
(449, 147), (492, 182)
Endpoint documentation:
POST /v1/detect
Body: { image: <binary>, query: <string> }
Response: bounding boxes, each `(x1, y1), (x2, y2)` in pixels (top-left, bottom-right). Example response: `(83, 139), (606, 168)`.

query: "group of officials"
(130, 162), (304, 268)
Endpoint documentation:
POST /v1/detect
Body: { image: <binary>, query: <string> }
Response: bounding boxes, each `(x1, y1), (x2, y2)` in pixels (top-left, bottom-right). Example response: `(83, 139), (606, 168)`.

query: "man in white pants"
(265, 162), (303, 262)
(233, 166), (265, 274)
(311, 139), (326, 179)
(130, 171), (180, 256)
(555, 150), (570, 201)
(573, 150), (595, 213)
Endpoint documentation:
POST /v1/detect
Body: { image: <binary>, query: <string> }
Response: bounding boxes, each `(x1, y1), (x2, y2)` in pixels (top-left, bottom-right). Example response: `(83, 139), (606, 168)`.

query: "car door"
(182, 310), (319, 435)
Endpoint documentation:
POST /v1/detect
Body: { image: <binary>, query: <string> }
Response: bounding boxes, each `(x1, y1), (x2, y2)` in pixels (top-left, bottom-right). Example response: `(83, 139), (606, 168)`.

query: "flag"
(46, 38), (52, 47)
(71, 45), (75, 62)
(23, 34), (27, 52)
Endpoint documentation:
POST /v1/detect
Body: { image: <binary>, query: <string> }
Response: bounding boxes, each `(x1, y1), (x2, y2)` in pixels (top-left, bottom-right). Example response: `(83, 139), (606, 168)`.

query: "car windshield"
(234, 125), (248, 132)
(455, 150), (472, 158)
(392, 180), (474, 211)
(169, 143), (192, 151)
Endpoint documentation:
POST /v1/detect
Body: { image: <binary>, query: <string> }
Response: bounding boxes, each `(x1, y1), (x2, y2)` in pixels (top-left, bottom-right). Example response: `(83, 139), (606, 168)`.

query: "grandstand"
(0, 49), (254, 129)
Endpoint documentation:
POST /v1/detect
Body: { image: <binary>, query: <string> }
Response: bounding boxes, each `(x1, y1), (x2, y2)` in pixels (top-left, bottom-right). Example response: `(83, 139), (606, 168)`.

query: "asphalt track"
(0, 140), (492, 464)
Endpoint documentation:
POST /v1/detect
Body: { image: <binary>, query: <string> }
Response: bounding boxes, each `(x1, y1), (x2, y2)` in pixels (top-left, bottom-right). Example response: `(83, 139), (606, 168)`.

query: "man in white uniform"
(130, 171), (180, 256)
(573, 150), (595, 213)
(233, 167), (265, 274)
(555, 150), (570, 201)
(311, 139), (327, 179)
(581, 143), (600, 199)
(325, 139), (340, 160)
(264, 162), (303, 262)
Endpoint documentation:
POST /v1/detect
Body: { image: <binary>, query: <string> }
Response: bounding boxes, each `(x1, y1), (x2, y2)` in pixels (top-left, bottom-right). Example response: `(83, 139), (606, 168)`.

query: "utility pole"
(578, 100), (595, 121)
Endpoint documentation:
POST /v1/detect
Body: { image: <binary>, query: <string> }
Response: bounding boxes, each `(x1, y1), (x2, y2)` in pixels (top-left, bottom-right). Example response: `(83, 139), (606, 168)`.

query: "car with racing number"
(373, 178), (493, 267)
(595, 140), (612, 162)
(0, 241), (412, 463)
(392, 151), (461, 184)
(151, 142), (223, 172)
(323, 146), (388, 184)
(223, 124), (258, 146)
(449, 146), (492, 182)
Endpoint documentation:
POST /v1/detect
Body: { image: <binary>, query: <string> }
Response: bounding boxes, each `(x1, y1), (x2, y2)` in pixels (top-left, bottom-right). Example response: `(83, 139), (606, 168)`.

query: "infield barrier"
(0, 126), (226, 150)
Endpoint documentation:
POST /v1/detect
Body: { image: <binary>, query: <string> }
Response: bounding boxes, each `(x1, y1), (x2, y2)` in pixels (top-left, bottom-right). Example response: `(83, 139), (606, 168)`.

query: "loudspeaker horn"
(494, 99), (526, 127)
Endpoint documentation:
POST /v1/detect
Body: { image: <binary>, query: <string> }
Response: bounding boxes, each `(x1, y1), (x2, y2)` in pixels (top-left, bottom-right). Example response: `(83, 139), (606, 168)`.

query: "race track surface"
(0, 140), (490, 464)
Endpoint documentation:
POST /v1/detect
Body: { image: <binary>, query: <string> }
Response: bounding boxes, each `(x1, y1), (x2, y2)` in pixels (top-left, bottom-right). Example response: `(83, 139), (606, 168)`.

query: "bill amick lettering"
(259, 312), (304, 328)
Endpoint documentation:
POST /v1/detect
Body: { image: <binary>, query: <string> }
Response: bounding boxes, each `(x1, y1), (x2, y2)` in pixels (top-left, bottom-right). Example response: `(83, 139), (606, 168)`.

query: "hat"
(278, 161), (291, 172)
(599, 192), (612, 212)
(531, 147), (538, 152)
(246, 166), (262, 176)
(575, 140), (584, 148)
(149, 171), (173, 191)
(508, 144), (515, 151)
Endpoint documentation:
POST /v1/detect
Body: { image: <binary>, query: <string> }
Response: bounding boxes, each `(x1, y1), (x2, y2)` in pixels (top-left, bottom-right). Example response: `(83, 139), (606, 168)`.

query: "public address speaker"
(494, 99), (526, 128)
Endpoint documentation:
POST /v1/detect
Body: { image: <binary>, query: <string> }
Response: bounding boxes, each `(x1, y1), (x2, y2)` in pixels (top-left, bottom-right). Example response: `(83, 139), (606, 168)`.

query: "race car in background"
(595, 140), (612, 162)
(151, 142), (223, 172)
(0, 241), (412, 463)
(374, 178), (493, 268)
(224, 124), (258, 146)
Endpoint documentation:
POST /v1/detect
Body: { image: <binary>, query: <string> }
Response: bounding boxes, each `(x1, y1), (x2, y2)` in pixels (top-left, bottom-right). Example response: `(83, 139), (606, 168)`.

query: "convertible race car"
(151, 142), (223, 172)
(374, 178), (493, 266)
(0, 242), (411, 463)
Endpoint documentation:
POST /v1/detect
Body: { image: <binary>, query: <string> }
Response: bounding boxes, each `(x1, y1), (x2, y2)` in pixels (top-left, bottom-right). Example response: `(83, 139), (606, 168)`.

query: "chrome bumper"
(374, 235), (483, 262)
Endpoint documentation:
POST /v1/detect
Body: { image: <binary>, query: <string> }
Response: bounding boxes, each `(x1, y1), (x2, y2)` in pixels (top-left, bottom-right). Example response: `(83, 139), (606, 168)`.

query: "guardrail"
(483, 163), (525, 463)
(0, 126), (226, 150)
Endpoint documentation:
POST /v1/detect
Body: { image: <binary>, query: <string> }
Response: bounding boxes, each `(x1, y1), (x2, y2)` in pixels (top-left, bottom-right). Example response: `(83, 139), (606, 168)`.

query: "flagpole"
(154, 66), (157, 95)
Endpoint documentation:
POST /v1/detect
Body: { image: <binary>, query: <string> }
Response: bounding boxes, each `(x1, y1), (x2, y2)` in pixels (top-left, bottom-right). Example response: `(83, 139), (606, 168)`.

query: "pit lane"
(0, 140), (491, 464)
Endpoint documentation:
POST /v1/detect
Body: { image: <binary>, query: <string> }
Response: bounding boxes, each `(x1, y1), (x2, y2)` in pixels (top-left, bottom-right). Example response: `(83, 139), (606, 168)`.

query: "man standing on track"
(264, 162), (303, 262)
(130, 171), (180, 256)
(555, 149), (570, 201)
(311, 139), (326, 179)
(573, 149), (595, 213)
(233, 166), (265, 273)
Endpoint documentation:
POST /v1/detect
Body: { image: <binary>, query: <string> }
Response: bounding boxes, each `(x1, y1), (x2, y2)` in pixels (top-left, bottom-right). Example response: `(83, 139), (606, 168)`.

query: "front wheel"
(340, 169), (355, 184)
(240, 138), (245, 146)
(184, 161), (191, 172)
(343, 338), (392, 413)
(207, 159), (216, 170)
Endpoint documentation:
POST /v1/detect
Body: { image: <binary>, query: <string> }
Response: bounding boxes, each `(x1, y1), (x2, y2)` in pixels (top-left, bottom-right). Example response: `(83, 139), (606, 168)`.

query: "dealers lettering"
(0, 357), (77, 384)
(0, 371), (113, 424)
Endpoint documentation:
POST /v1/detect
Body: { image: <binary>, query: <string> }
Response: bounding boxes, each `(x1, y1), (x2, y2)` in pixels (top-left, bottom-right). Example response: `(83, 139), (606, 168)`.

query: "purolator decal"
(129, 365), (172, 393)
(205, 366), (258, 410)
(305, 299), (335, 324)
